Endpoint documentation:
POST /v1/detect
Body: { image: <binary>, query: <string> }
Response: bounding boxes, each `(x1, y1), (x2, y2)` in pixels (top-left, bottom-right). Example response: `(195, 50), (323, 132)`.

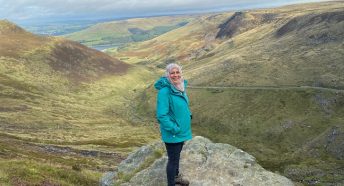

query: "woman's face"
(169, 67), (181, 84)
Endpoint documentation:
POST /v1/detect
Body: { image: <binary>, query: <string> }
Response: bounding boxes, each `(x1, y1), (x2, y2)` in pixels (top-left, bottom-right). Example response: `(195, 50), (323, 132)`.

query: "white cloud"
(0, 0), (329, 22)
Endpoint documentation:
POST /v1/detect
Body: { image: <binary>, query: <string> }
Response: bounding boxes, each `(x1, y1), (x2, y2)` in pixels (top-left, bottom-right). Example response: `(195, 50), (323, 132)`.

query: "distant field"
(19, 20), (106, 36)
(64, 15), (195, 50)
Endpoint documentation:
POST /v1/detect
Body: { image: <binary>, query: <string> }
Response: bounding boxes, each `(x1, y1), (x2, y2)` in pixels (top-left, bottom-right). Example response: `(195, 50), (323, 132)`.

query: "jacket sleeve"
(156, 88), (181, 134)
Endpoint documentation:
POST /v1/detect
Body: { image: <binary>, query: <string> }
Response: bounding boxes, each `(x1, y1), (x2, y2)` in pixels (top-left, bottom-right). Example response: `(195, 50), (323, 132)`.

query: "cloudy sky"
(0, 0), (329, 23)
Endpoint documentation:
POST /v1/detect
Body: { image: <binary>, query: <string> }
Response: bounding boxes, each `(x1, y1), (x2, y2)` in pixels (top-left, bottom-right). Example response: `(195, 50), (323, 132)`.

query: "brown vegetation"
(0, 20), (50, 58)
(216, 12), (278, 39)
(48, 40), (130, 82)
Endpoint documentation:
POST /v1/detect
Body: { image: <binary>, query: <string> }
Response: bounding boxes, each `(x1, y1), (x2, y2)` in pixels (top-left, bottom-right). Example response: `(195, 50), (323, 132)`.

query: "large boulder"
(101, 136), (294, 186)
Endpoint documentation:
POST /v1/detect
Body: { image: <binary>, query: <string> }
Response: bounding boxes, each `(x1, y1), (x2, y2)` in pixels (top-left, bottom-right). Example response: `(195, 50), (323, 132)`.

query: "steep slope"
(216, 11), (277, 39)
(64, 15), (195, 50)
(48, 40), (128, 82)
(0, 20), (159, 185)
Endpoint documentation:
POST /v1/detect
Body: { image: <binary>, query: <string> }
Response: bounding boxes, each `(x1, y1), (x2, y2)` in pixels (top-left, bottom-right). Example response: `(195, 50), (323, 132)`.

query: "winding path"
(188, 85), (344, 93)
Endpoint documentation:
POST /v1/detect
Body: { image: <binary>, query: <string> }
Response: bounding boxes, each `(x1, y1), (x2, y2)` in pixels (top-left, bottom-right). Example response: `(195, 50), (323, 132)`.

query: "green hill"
(0, 20), (159, 185)
(64, 15), (195, 50)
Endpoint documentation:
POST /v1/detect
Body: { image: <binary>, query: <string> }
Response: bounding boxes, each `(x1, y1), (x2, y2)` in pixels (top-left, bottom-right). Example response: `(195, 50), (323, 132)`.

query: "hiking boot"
(175, 174), (189, 186)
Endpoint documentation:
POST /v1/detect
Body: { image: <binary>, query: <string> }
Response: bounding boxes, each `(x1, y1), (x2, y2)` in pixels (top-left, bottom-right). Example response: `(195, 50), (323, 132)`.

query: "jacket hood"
(154, 77), (188, 91)
(154, 77), (171, 90)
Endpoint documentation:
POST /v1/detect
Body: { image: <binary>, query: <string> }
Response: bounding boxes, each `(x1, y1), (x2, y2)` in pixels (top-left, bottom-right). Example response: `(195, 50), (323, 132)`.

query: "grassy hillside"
(112, 2), (344, 89)
(0, 20), (160, 185)
(64, 15), (195, 50)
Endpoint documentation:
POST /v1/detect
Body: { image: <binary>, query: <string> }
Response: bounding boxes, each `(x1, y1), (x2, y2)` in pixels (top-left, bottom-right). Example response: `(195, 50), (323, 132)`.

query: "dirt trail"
(188, 85), (344, 93)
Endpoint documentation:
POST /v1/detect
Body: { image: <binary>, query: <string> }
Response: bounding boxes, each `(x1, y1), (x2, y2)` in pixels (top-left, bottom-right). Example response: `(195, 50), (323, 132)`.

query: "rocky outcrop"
(216, 12), (277, 39)
(101, 136), (294, 186)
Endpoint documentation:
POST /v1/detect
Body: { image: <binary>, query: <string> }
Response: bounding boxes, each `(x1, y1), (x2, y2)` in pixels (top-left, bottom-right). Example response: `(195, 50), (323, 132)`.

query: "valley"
(0, 1), (343, 185)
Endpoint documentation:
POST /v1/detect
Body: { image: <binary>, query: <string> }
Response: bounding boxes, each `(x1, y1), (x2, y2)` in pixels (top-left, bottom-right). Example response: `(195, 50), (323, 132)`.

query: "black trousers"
(165, 142), (184, 186)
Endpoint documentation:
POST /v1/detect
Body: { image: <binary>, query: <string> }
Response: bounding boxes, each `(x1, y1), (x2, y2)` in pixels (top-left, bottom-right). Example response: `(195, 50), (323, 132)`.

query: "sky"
(0, 0), (330, 24)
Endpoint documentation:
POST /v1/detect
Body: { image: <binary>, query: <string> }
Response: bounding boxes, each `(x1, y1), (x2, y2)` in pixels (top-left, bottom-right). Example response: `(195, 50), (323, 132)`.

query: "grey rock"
(117, 141), (165, 174)
(100, 136), (294, 186)
(100, 172), (117, 186)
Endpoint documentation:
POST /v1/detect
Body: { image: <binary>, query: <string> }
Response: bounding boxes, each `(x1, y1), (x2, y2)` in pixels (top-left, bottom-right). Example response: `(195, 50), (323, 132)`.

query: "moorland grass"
(0, 160), (101, 186)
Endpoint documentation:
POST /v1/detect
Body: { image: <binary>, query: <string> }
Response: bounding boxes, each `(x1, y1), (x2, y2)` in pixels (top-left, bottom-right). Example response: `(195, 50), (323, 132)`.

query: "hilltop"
(0, 20), (129, 82)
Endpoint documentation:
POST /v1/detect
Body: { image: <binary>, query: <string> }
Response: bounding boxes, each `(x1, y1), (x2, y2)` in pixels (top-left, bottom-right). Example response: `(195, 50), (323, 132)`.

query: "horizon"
(0, 0), (330, 25)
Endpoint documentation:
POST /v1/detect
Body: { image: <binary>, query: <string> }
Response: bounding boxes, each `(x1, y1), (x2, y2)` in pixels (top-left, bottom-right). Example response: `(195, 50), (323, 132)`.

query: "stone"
(100, 136), (294, 186)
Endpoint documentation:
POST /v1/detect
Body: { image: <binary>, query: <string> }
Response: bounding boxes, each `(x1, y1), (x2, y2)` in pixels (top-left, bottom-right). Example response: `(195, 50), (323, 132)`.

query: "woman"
(154, 63), (192, 186)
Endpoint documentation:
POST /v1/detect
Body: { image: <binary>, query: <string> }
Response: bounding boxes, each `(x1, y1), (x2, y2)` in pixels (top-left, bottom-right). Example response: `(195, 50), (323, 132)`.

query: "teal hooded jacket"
(154, 77), (192, 143)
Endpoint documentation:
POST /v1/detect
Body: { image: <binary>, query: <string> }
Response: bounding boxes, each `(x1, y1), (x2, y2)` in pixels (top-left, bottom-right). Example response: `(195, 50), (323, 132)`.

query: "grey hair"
(165, 63), (185, 92)
(165, 63), (182, 77)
